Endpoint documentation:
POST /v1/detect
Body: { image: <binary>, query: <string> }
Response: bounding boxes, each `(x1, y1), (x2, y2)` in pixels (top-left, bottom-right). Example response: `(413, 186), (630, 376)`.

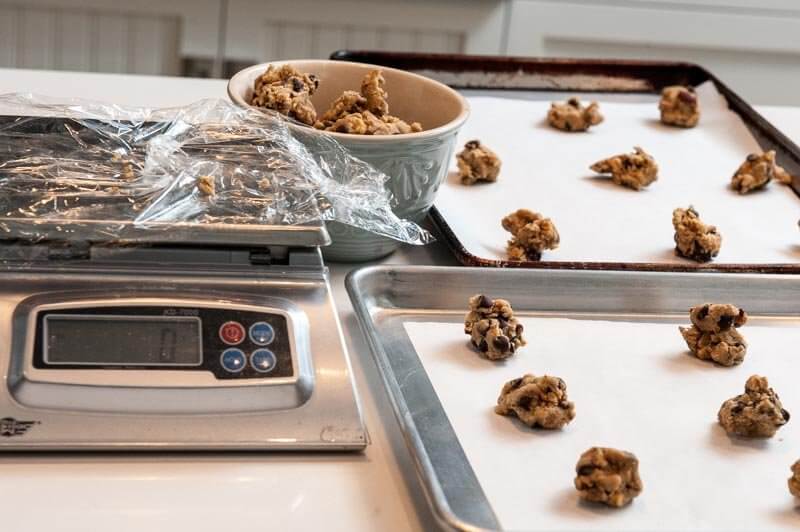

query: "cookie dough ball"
(718, 375), (790, 438)
(659, 85), (700, 128)
(316, 91), (367, 127)
(502, 208), (560, 262)
(680, 326), (747, 367)
(326, 113), (369, 134)
(495, 374), (576, 429)
(679, 303), (748, 366)
(789, 460), (800, 498)
(360, 69), (389, 116)
(196, 175), (215, 197)
(590, 146), (659, 190)
(689, 303), (747, 333)
(464, 294), (526, 360)
(457, 140), (502, 185)
(731, 150), (793, 194)
(323, 110), (421, 135)
(314, 69), (422, 135)
(254, 64), (319, 94)
(112, 152), (137, 181)
(672, 206), (721, 262)
(574, 447), (643, 508)
(547, 97), (603, 132)
(379, 114), (422, 135)
(250, 64), (319, 125)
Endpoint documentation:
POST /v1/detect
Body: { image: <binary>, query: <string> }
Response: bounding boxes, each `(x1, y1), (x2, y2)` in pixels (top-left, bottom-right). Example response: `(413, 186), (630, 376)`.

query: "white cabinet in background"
(2, 0), (798, 106)
(506, 0), (800, 105)
(0, 0), (222, 75)
(223, 0), (507, 64)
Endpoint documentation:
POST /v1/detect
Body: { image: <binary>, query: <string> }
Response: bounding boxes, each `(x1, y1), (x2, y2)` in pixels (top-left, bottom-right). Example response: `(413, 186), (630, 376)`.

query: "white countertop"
(0, 68), (797, 531)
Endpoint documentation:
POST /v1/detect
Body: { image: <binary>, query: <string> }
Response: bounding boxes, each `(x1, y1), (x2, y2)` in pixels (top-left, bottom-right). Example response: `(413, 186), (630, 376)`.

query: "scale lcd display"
(44, 315), (203, 366)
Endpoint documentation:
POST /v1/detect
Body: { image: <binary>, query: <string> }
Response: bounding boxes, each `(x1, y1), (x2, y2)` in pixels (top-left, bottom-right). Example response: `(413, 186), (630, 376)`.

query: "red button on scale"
(219, 321), (246, 345)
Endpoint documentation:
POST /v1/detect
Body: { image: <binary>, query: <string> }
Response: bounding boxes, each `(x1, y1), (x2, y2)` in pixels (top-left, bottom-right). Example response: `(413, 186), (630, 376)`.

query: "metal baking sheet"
(347, 265), (800, 530)
(332, 52), (800, 273)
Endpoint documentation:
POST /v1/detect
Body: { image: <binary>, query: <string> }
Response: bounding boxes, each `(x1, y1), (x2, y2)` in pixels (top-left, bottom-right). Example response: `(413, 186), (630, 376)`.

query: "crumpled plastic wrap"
(0, 94), (432, 245)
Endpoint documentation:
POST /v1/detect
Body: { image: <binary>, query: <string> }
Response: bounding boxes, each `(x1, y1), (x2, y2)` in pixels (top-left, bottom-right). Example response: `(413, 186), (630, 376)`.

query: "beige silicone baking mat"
(437, 82), (800, 266)
(404, 316), (800, 530)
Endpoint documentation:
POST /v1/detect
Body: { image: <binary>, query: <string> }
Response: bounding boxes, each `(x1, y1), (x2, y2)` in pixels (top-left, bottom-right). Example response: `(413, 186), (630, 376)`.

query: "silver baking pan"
(346, 266), (800, 531)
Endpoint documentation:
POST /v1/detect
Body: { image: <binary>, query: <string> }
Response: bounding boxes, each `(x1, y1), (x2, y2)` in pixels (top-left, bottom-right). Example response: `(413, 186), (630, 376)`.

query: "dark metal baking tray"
(332, 51), (800, 273)
(346, 265), (800, 530)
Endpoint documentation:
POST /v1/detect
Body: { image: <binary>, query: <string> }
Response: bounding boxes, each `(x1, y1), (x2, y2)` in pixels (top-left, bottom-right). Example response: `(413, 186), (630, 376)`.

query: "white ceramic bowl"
(228, 59), (469, 262)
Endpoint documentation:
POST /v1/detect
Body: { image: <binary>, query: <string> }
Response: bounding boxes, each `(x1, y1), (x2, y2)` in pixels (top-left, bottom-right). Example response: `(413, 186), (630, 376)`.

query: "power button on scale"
(219, 321), (246, 345)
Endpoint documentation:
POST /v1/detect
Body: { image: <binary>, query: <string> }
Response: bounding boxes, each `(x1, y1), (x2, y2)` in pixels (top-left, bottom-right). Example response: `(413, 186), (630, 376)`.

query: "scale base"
(0, 264), (366, 451)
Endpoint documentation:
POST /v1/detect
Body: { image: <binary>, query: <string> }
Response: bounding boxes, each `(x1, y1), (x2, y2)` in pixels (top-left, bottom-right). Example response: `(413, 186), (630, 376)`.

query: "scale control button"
(250, 349), (277, 373)
(220, 348), (247, 373)
(219, 321), (246, 345)
(249, 322), (275, 346)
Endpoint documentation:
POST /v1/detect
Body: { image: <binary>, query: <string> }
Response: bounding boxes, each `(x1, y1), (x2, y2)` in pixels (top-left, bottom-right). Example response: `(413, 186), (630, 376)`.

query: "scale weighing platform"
(0, 220), (367, 450)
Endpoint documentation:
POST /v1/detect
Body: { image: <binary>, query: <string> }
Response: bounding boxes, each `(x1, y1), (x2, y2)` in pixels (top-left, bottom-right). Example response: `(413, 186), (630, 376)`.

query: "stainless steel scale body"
(0, 221), (366, 450)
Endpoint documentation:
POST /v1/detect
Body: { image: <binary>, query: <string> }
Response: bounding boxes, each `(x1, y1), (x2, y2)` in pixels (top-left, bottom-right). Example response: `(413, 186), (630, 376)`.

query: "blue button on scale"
(220, 348), (246, 373)
(250, 349), (277, 373)
(249, 321), (275, 346)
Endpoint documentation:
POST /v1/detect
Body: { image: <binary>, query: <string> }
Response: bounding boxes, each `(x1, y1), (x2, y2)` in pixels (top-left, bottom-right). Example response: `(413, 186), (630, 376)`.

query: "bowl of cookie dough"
(228, 59), (469, 261)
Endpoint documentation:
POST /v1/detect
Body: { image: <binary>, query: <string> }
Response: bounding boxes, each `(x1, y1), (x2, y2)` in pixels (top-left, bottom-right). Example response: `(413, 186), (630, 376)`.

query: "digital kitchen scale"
(0, 219), (367, 450)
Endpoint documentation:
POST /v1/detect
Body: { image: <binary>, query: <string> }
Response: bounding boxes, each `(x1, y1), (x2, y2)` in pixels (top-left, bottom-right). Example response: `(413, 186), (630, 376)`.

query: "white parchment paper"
(404, 318), (800, 530)
(438, 83), (800, 264)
